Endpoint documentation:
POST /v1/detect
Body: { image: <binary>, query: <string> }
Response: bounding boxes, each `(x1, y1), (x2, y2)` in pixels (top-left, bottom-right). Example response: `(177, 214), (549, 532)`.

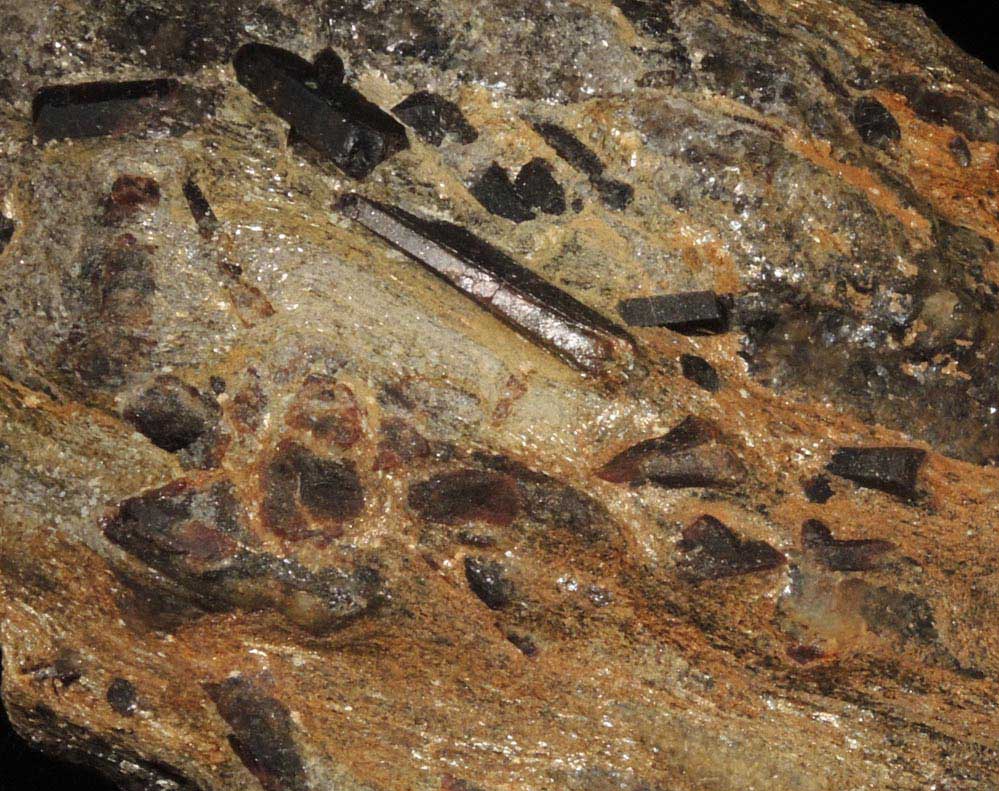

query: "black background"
(2, 1), (997, 789)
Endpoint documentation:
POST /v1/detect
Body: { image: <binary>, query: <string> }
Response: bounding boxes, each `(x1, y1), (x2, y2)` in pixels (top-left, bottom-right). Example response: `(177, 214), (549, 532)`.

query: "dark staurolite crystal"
(618, 291), (727, 334)
(470, 162), (536, 222)
(676, 515), (784, 582)
(680, 354), (720, 391)
(850, 96), (902, 148)
(0, 214), (13, 254)
(339, 194), (634, 372)
(32, 79), (188, 141)
(530, 120), (633, 208)
(801, 519), (894, 571)
(597, 416), (745, 489)
(182, 178), (219, 238)
(392, 90), (477, 146)
(826, 446), (926, 499)
(514, 158), (566, 215)
(233, 43), (407, 178)
(464, 557), (515, 610)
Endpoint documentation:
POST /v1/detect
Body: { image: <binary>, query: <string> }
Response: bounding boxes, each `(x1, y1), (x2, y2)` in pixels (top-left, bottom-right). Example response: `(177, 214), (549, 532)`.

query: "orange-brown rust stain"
(876, 89), (999, 248)
(783, 130), (933, 244)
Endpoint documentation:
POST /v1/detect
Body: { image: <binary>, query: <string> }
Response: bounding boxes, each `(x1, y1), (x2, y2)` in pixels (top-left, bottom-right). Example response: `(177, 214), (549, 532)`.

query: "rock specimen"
(3, 1), (999, 790)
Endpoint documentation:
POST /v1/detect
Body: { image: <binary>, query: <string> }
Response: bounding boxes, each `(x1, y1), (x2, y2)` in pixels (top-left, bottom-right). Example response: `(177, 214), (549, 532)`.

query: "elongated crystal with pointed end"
(338, 194), (635, 373)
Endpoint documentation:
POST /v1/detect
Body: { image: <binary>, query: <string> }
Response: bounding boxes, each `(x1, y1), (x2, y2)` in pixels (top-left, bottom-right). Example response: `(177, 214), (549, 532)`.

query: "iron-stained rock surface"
(3, 1), (999, 790)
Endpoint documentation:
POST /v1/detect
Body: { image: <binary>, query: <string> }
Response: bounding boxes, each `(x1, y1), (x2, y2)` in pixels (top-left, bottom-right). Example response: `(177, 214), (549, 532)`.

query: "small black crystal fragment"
(464, 557), (514, 610)
(618, 291), (727, 334)
(802, 474), (834, 504)
(801, 519), (894, 571)
(392, 91), (477, 146)
(233, 43), (407, 179)
(531, 121), (633, 209)
(532, 121), (605, 178)
(339, 194), (635, 372)
(106, 678), (137, 717)
(948, 135), (972, 167)
(0, 214), (13, 254)
(851, 96), (901, 148)
(33, 79), (182, 142)
(676, 515), (784, 582)
(826, 446), (925, 499)
(470, 163), (535, 222)
(514, 158), (566, 215)
(182, 178), (219, 239)
(680, 354), (720, 391)
(594, 177), (634, 209)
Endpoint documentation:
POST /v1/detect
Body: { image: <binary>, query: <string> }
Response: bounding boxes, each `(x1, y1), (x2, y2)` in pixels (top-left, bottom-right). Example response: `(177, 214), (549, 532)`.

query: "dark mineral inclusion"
(618, 292), (728, 334)
(339, 194), (634, 372)
(530, 120), (633, 209)
(676, 515), (784, 582)
(801, 519), (894, 572)
(470, 162), (537, 223)
(233, 43), (407, 179)
(32, 79), (181, 141)
(597, 416), (744, 489)
(826, 446), (926, 499)
(392, 90), (477, 146)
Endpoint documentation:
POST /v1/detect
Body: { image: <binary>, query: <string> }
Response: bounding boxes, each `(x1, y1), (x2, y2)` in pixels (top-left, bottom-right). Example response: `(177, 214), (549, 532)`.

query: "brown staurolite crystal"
(2, 2), (999, 790)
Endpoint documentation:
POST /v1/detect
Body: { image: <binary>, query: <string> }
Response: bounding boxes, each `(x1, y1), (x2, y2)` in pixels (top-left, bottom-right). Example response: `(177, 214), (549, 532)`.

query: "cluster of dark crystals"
(800, 519), (894, 572)
(530, 121), (633, 209)
(618, 291), (728, 334)
(470, 159), (566, 222)
(826, 446), (926, 499)
(596, 416), (744, 489)
(471, 163), (536, 222)
(233, 43), (407, 179)
(676, 515), (784, 582)
(392, 91), (477, 146)
(339, 194), (634, 372)
(102, 479), (379, 634)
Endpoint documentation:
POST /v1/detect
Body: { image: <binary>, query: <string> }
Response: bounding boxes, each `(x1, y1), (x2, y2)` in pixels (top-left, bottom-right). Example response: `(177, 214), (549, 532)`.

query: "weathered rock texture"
(2, 1), (999, 789)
